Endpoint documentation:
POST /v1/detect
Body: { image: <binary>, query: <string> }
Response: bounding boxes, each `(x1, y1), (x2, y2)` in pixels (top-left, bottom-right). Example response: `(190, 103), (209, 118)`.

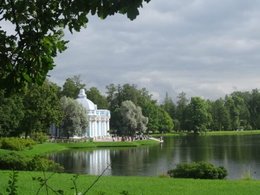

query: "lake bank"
(0, 139), (159, 157)
(152, 130), (260, 137)
(0, 171), (259, 195)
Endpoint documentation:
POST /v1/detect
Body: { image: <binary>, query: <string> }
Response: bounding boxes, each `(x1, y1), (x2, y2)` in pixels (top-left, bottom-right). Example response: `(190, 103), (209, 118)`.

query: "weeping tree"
(118, 100), (148, 137)
(60, 96), (88, 138)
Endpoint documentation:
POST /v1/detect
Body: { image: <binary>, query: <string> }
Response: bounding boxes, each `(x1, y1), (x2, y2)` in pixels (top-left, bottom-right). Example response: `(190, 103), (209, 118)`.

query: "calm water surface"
(48, 135), (260, 179)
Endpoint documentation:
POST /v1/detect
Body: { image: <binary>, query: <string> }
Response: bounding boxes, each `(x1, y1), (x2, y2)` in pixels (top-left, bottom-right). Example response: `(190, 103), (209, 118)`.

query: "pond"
(48, 134), (260, 179)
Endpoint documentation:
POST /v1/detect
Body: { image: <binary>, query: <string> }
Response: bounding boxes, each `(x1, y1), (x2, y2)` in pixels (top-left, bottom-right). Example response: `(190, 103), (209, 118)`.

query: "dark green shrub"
(28, 156), (64, 172)
(0, 152), (63, 172)
(0, 137), (36, 151)
(0, 152), (30, 170)
(167, 162), (227, 179)
(30, 132), (48, 144)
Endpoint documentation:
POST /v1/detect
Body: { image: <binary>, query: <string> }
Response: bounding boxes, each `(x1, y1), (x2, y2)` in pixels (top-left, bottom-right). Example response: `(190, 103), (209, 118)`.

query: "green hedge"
(30, 132), (48, 144)
(0, 152), (63, 172)
(168, 162), (227, 179)
(0, 138), (36, 151)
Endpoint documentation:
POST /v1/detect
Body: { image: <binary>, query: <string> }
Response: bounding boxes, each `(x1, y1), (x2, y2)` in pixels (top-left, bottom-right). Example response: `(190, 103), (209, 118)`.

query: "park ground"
(1, 131), (260, 194)
(0, 171), (260, 195)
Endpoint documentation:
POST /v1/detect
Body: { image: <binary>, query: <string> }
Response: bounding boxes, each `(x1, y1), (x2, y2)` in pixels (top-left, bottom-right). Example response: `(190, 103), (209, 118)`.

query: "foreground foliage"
(1, 1), (151, 91)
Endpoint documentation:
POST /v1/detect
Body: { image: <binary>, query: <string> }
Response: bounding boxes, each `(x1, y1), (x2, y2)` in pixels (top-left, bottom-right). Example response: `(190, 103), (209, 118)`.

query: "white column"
(88, 120), (93, 137)
(104, 120), (107, 136)
(102, 121), (105, 136)
(94, 121), (97, 137)
(92, 121), (97, 137)
(106, 120), (110, 136)
(91, 121), (94, 138)
(99, 121), (102, 136)
(101, 120), (105, 136)
(97, 120), (102, 137)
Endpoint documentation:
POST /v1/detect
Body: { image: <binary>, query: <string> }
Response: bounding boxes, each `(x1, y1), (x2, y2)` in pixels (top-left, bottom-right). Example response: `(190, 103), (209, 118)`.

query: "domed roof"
(76, 89), (96, 111)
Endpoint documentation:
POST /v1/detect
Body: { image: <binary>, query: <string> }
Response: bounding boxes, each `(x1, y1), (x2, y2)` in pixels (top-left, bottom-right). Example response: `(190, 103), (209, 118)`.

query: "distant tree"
(0, 90), (24, 136)
(210, 99), (230, 131)
(142, 101), (159, 133)
(61, 75), (86, 98)
(185, 97), (211, 133)
(60, 96), (88, 138)
(161, 92), (176, 119)
(176, 92), (189, 131)
(106, 83), (156, 132)
(229, 92), (251, 130)
(118, 100), (148, 136)
(87, 87), (108, 109)
(157, 108), (174, 133)
(225, 96), (240, 130)
(19, 80), (62, 137)
(248, 89), (260, 129)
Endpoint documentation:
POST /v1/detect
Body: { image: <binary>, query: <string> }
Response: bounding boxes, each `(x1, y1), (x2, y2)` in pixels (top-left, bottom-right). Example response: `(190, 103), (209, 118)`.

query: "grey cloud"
(50, 0), (260, 101)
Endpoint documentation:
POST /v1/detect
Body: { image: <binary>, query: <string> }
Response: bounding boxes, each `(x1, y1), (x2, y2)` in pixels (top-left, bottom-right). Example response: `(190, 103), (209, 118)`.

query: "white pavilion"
(76, 89), (110, 138)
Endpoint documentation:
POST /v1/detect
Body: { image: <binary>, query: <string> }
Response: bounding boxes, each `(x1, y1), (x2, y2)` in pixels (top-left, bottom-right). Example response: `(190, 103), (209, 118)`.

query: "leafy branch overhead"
(0, 0), (151, 91)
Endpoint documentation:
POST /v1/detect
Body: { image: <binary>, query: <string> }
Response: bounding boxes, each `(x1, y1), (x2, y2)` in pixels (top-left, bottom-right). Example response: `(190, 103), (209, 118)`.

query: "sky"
(49, 0), (260, 101)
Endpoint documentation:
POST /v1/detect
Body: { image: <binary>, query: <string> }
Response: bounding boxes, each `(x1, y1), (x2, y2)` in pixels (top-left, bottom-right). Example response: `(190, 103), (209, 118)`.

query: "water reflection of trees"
(48, 149), (111, 175)
(48, 135), (260, 178)
(169, 135), (260, 178)
(170, 135), (260, 163)
(110, 147), (151, 175)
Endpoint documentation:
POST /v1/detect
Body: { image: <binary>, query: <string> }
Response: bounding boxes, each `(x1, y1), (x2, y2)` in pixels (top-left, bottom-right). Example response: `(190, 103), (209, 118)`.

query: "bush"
(0, 153), (63, 172)
(0, 152), (30, 170)
(28, 156), (64, 172)
(167, 162), (227, 179)
(30, 132), (48, 144)
(0, 137), (36, 151)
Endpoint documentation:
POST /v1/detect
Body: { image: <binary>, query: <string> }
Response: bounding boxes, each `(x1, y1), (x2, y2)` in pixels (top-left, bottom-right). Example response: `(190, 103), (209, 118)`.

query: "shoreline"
(152, 130), (260, 137)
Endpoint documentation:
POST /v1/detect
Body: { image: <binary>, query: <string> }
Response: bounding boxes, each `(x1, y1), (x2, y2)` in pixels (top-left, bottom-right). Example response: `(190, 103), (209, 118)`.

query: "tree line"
(161, 90), (260, 133)
(1, 75), (260, 138)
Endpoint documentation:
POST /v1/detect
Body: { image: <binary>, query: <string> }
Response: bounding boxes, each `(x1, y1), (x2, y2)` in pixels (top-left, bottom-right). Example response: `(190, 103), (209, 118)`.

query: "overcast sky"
(50, 0), (260, 101)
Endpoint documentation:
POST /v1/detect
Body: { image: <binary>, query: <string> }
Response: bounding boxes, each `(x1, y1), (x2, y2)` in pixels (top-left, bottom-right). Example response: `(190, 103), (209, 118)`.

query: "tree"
(61, 75), (86, 98)
(118, 100), (148, 137)
(157, 108), (174, 133)
(87, 87), (108, 109)
(106, 83), (155, 132)
(60, 96), (88, 138)
(176, 92), (189, 131)
(248, 89), (260, 129)
(0, 0), (151, 92)
(185, 97), (211, 133)
(210, 99), (230, 131)
(19, 80), (62, 137)
(161, 92), (176, 119)
(225, 96), (241, 130)
(0, 90), (24, 136)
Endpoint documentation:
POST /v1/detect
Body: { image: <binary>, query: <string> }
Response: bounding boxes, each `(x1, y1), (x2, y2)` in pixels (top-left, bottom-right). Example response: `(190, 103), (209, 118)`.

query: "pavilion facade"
(76, 89), (110, 138)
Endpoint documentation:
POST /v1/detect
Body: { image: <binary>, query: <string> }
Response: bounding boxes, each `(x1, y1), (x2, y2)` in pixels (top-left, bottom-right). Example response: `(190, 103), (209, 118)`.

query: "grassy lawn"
(0, 171), (259, 195)
(0, 139), (159, 157)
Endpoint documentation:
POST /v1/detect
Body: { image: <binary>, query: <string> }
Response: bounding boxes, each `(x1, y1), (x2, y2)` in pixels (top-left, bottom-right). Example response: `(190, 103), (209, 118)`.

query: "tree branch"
(9, 0), (22, 40)
(82, 164), (111, 195)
